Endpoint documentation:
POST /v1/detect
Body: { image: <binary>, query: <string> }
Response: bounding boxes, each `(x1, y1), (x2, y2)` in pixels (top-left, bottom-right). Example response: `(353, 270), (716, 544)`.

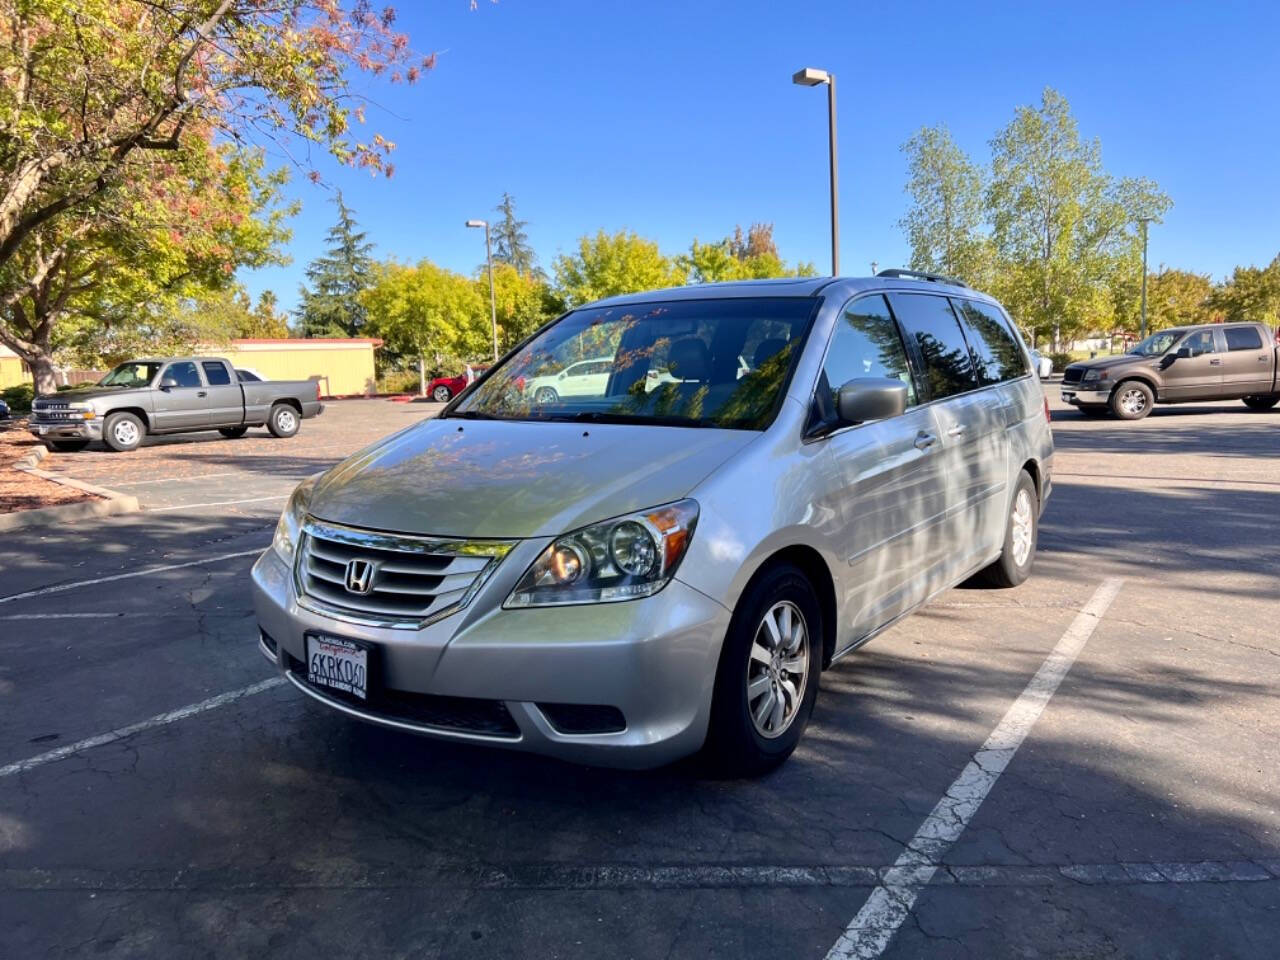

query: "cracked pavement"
(1, 394), (1278, 958)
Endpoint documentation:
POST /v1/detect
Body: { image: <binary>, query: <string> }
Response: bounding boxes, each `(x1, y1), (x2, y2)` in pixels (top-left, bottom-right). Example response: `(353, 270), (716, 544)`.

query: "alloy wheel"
(1119, 388), (1147, 416)
(1011, 488), (1034, 568)
(746, 600), (809, 739)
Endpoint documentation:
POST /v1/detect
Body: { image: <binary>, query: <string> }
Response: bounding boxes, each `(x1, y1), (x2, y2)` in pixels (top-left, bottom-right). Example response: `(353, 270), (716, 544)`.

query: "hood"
(34, 385), (128, 403)
(308, 417), (758, 539)
(1065, 354), (1160, 374)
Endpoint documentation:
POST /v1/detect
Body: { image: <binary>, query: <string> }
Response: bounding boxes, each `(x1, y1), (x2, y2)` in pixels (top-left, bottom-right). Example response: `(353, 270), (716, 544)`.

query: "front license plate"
(37, 425), (48, 434)
(1060, 391), (1075, 402)
(306, 634), (369, 700)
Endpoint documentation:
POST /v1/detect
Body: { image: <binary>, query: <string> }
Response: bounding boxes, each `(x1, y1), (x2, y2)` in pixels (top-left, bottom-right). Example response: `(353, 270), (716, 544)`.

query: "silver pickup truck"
(28, 357), (324, 452)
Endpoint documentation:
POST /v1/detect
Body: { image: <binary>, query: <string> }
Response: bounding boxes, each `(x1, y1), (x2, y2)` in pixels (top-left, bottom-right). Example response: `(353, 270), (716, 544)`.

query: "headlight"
(1081, 369), (1101, 382)
(505, 499), (699, 607)
(272, 475), (319, 563)
(66, 402), (96, 420)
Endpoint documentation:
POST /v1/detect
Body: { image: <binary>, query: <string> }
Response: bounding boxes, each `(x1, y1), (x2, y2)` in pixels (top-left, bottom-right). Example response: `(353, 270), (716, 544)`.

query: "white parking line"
(0, 612), (148, 620)
(0, 677), (287, 779)
(825, 577), (1124, 960)
(110, 472), (243, 486)
(0, 548), (265, 605)
(149, 495), (288, 512)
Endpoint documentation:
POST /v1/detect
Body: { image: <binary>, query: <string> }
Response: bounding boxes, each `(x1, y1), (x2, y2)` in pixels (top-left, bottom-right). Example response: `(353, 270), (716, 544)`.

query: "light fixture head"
(465, 219), (487, 228)
(792, 67), (830, 86)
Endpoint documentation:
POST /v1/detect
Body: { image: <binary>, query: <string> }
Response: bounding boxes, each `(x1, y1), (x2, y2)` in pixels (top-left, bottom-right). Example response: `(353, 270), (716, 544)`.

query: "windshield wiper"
(444, 409), (501, 420)
(544, 411), (715, 428)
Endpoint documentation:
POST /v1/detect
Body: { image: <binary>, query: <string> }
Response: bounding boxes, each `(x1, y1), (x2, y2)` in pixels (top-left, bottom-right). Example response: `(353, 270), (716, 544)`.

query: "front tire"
(704, 563), (821, 777)
(534, 386), (559, 404)
(267, 403), (300, 438)
(976, 470), (1038, 588)
(46, 439), (90, 452)
(1111, 380), (1154, 420)
(218, 426), (249, 439)
(432, 385), (452, 403)
(1242, 394), (1279, 411)
(102, 412), (145, 452)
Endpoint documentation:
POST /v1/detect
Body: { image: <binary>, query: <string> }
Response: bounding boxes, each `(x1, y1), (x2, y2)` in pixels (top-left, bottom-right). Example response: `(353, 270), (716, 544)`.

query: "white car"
(525, 357), (614, 403)
(1028, 349), (1052, 379)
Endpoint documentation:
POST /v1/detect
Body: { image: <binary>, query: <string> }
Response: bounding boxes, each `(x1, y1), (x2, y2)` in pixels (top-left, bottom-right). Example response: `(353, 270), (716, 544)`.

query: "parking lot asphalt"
(2, 393), (1278, 958)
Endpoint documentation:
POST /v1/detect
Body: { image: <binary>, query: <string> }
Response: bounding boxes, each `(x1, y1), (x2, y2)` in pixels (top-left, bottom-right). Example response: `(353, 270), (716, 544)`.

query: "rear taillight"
(315, 381), (322, 401)
(1044, 397), (1052, 422)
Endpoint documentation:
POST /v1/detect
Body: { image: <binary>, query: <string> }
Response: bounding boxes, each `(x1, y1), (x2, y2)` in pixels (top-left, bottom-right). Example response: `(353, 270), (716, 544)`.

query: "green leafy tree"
(985, 88), (1170, 348)
(488, 263), (555, 351)
(297, 193), (375, 338)
(682, 223), (816, 284)
(245, 290), (292, 339)
(0, 0), (428, 390)
(1140, 268), (1214, 332)
(1209, 255), (1280, 327)
(493, 192), (537, 278)
(899, 125), (993, 286)
(552, 230), (687, 307)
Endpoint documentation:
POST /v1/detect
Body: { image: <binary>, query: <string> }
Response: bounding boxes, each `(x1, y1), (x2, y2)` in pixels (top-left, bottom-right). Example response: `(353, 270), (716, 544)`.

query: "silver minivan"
(252, 273), (1053, 775)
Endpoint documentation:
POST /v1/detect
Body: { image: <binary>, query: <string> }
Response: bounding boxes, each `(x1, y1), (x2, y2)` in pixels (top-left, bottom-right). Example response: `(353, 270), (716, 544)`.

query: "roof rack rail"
(875, 268), (967, 288)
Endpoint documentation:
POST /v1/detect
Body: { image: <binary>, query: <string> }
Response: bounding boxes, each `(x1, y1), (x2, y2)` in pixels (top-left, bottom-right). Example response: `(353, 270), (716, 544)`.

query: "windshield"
(452, 297), (817, 429)
(99, 361), (162, 387)
(1128, 331), (1184, 356)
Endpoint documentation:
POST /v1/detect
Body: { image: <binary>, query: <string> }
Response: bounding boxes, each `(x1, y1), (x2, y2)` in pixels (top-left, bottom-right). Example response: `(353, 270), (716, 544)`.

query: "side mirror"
(159, 376), (178, 390)
(836, 377), (909, 425)
(1176, 346), (1193, 359)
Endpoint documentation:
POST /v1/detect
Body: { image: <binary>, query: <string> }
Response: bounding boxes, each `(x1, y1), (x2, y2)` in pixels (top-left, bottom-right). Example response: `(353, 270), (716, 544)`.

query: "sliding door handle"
(946, 424), (967, 437)
(914, 431), (938, 451)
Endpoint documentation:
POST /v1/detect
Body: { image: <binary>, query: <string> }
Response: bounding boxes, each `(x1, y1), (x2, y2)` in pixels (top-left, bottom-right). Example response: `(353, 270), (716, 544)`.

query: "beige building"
(0, 338), (382, 397)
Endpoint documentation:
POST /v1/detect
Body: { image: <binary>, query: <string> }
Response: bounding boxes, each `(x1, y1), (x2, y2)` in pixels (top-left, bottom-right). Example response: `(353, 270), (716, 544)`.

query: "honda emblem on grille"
(343, 559), (376, 595)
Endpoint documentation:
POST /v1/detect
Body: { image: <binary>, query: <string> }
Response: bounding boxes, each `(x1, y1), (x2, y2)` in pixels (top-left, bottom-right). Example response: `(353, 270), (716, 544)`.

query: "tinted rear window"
(887, 293), (978, 400)
(1224, 326), (1263, 351)
(165, 362), (202, 388)
(202, 361), (232, 385)
(952, 299), (1029, 385)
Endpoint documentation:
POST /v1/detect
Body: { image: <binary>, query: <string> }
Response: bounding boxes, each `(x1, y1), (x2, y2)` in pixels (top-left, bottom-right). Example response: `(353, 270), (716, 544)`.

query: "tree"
(1140, 268), (1214, 332)
(3, 140), (291, 384)
(0, 1), (427, 389)
(362, 259), (487, 392)
(985, 88), (1170, 348)
(552, 230), (687, 307)
(297, 193), (375, 338)
(245, 290), (292, 339)
(1209, 255), (1280, 327)
(487, 263), (555, 351)
(492, 192), (536, 277)
(898, 126), (992, 286)
(682, 234), (817, 284)
(727, 223), (779, 261)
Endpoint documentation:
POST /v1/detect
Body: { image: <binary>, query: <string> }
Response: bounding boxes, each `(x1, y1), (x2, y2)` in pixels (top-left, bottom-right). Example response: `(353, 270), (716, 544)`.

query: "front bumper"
(28, 418), (102, 440)
(1059, 385), (1111, 405)
(251, 547), (732, 769)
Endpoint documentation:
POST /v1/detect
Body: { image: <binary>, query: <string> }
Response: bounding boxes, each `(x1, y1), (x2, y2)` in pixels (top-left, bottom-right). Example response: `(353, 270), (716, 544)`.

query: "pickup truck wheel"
(218, 426), (249, 439)
(102, 412), (145, 452)
(703, 563), (821, 777)
(1242, 395), (1279, 411)
(1111, 380), (1154, 420)
(432, 385), (452, 402)
(46, 439), (90, 452)
(976, 470), (1039, 588)
(267, 403), (300, 438)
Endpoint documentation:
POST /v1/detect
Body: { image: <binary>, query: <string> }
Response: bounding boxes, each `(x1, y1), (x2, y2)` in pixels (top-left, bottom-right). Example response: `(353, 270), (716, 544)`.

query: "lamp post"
(792, 67), (839, 276)
(1138, 217), (1153, 341)
(466, 219), (499, 361)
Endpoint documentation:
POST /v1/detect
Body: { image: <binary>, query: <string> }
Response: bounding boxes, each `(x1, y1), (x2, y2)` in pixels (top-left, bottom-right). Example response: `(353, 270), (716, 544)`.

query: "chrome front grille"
(32, 403), (75, 421)
(296, 520), (515, 626)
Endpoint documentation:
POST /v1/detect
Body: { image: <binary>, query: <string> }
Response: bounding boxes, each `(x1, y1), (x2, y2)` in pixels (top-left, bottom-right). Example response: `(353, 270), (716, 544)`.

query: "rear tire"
(534, 386), (559, 404)
(976, 470), (1039, 588)
(267, 403), (300, 438)
(46, 439), (90, 452)
(432, 385), (452, 403)
(218, 426), (249, 439)
(703, 563), (822, 777)
(102, 412), (145, 452)
(1242, 394), (1279, 411)
(1111, 380), (1154, 420)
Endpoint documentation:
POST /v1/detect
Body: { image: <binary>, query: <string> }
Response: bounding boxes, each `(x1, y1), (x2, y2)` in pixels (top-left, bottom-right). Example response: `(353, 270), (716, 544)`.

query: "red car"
(426, 366), (488, 403)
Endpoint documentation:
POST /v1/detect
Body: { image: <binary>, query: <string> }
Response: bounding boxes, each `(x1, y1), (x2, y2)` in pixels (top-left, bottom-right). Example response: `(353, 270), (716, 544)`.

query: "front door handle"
(1208, 359), (1221, 366)
(914, 431), (938, 451)
(197, 390), (208, 397)
(946, 424), (967, 437)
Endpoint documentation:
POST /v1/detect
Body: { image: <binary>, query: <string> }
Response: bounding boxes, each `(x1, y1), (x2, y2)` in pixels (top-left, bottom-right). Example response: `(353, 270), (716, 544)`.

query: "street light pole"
(466, 219), (499, 362)
(792, 67), (839, 276)
(1138, 218), (1152, 341)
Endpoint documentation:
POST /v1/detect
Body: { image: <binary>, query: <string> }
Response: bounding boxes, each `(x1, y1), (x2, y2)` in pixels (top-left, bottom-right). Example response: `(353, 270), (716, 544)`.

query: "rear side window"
(164, 361), (202, 388)
(236, 369), (262, 382)
(816, 295), (917, 421)
(1224, 326), (1263, 351)
(952, 299), (1029, 385)
(201, 361), (232, 385)
(887, 293), (978, 400)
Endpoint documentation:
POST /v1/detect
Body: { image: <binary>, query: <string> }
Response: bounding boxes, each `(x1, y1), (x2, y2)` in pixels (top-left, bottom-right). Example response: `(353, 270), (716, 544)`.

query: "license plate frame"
(1060, 390), (1075, 403)
(304, 632), (372, 701)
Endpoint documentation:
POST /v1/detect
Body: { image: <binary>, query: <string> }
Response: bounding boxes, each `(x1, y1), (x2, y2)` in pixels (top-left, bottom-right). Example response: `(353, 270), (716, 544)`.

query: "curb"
(1, 445), (141, 532)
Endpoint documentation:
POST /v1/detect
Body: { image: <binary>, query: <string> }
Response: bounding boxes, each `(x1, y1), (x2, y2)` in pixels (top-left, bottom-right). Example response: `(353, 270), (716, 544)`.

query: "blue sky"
(243, 0), (1280, 313)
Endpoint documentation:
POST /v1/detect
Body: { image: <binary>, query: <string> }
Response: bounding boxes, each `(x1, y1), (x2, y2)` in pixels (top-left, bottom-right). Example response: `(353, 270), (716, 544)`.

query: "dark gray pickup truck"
(28, 357), (324, 451)
(1060, 322), (1279, 420)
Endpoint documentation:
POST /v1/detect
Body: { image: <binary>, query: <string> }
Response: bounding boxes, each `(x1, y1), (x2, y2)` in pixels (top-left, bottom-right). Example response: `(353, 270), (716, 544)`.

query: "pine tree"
(492, 192), (537, 277)
(297, 192), (375, 337)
